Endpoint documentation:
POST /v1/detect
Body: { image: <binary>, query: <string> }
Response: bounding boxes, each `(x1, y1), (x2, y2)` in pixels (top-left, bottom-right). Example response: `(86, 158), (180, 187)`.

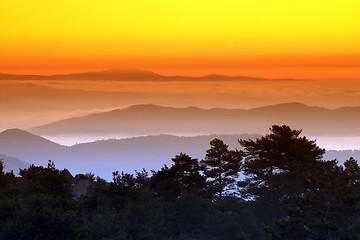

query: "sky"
(1, 0), (360, 78)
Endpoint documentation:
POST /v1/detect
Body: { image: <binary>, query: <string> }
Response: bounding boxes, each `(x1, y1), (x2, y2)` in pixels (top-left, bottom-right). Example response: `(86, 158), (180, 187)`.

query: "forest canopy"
(0, 125), (359, 240)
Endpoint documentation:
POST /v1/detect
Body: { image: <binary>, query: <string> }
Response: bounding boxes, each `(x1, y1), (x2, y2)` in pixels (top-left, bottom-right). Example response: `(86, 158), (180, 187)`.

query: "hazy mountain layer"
(0, 154), (29, 175)
(2, 71), (360, 132)
(0, 129), (258, 179)
(1, 129), (358, 180)
(0, 69), (266, 81)
(29, 103), (360, 137)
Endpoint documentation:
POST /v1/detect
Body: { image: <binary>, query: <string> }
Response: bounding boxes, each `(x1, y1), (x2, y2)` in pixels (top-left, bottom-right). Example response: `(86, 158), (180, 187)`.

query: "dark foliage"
(239, 125), (330, 226)
(0, 125), (359, 239)
(274, 163), (360, 239)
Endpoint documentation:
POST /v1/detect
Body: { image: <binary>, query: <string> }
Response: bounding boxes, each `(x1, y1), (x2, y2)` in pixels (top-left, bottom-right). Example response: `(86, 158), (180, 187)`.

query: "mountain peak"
(123, 104), (203, 112)
(0, 128), (61, 147)
(0, 128), (34, 137)
(251, 102), (327, 111)
(126, 104), (163, 109)
(103, 69), (160, 75)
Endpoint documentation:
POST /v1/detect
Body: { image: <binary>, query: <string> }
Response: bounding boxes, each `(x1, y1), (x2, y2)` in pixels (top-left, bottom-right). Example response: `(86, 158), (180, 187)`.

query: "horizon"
(1, 66), (360, 80)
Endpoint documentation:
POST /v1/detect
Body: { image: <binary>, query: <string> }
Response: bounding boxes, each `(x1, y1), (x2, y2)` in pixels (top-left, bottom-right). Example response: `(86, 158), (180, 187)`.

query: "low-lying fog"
(44, 134), (360, 151)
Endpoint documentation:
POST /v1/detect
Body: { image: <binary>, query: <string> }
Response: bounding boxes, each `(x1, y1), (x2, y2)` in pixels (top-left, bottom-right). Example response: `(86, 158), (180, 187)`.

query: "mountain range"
(0, 129), (259, 179)
(1, 129), (359, 180)
(0, 69), (270, 81)
(29, 103), (360, 137)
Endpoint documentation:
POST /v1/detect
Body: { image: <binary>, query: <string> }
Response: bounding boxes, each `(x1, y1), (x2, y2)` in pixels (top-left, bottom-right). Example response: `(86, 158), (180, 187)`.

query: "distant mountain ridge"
(0, 154), (29, 175)
(0, 69), (274, 81)
(0, 129), (359, 180)
(0, 129), (259, 179)
(29, 103), (360, 137)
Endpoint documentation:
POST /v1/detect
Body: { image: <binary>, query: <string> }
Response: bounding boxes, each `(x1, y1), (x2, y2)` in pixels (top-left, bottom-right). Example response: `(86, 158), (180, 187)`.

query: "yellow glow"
(0, 0), (359, 74)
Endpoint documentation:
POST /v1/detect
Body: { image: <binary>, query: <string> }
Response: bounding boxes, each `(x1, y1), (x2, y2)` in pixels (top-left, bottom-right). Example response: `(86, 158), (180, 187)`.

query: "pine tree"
(239, 125), (327, 225)
(201, 138), (242, 197)
(151, 153), (206, 199)
(275, 164), (360, 239)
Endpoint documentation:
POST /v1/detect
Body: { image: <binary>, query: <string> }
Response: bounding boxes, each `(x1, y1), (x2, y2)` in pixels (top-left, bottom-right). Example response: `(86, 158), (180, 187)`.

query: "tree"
(0, 158), (15, 201)
(0, 159), (4, 176)
(18, 160), (72, 198)
(274, 163), (360, 239)
(0, 161), (85, 240)
(171, 153), (207, 196)
(201, 138), (242, 197)
(151, 153), (206, 199)
(239, 125), (328, 225)
(0, 159), (14, 185)
(344, 157), (360, 185)
(150, 153), (208, 239)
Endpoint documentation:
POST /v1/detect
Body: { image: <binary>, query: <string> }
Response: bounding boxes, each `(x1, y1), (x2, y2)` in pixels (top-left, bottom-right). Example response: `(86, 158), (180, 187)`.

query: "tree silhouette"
(239, 125), (327, 225)
(201, 138), (242, 197)
(275, 163), (360, 239)
(0, 126), (359, 239)
(151, 153), (206, 199)
(0, 159), (4, 176)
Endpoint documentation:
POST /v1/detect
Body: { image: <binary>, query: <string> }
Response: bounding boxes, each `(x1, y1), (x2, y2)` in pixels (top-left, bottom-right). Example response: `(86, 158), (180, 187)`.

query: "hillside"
(0, 154), (29, 175)
(0, 129), (66, 167)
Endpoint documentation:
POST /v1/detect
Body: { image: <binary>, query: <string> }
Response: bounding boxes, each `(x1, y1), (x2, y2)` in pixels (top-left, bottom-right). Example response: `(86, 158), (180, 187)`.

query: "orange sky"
(1, 0), (360, 78)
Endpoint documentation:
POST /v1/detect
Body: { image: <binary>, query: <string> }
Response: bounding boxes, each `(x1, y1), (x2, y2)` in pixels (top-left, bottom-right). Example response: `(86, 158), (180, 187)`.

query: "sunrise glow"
(1, 0), (359, 77)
